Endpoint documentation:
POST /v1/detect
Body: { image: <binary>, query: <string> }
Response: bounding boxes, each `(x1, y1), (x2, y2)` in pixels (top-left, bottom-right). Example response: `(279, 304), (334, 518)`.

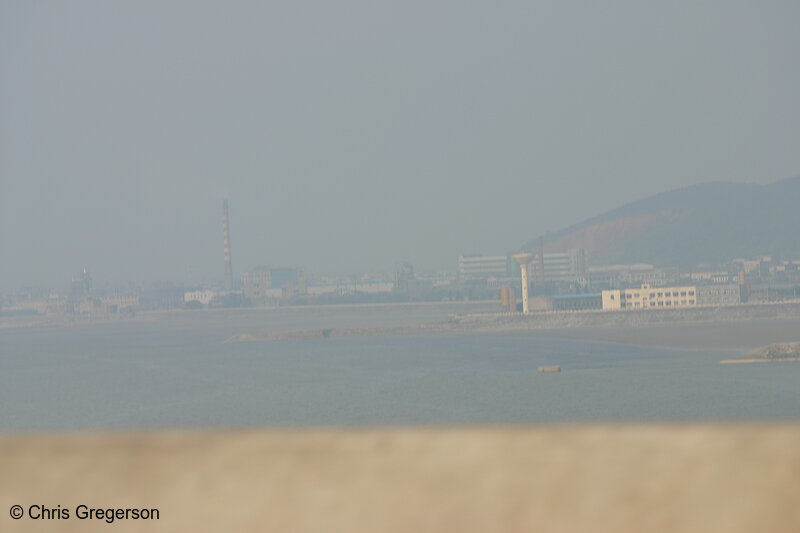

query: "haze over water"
(3, 2), (800, 288)
(3, 323), (799, 431)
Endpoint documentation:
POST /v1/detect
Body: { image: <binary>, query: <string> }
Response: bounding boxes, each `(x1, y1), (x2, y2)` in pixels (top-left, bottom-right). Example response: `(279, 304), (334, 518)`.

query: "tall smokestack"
(222, 199), (233, 290)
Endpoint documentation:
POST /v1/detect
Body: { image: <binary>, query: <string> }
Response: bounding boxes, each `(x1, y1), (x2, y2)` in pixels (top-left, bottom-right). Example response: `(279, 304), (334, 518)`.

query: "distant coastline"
(223, 300), (800, 351)
(5, 299), (800, 353)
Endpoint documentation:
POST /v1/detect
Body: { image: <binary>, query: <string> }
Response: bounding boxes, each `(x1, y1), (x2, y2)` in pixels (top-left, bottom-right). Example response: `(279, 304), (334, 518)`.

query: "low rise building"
(19, 299), (67, 315)
(183, 290), (218, 306)
(602, 283), (741, 310)
(551, 293), (602, 311)
(507, 293), (602, 312)
(695, 284), (742, 306)
(602, 284), (698, 310)
(307, 281), (394, 297)
(100, 295), (139, 313)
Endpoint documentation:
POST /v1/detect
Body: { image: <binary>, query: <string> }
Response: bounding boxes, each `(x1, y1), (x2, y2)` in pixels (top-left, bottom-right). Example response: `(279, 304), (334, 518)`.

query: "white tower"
(512, 252), (535, 314)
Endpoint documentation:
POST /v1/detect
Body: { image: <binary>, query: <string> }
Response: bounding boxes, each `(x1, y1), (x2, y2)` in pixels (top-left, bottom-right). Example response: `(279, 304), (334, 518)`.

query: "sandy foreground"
(2, 425), (799, 533)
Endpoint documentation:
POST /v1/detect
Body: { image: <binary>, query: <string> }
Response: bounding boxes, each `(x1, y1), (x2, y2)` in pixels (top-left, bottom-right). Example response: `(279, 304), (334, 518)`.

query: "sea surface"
(2, 324), (800, 431)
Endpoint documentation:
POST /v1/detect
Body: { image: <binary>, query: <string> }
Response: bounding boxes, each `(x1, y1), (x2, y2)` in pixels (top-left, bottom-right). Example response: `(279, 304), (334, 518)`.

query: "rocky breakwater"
(721, 342), (800, 364)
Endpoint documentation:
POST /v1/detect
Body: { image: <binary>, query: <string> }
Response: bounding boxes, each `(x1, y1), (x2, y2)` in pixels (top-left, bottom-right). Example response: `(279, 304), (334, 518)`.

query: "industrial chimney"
(222, 199), (234, 290)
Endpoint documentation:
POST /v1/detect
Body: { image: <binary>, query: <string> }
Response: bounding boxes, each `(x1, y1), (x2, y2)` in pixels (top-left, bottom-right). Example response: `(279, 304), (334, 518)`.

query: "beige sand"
(2, 425), (800, 533)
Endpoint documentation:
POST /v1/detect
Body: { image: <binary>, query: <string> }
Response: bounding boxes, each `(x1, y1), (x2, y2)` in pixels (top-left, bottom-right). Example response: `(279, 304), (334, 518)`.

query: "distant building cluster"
(457, 247), (799, 315)
(494, 281), (742, 314)
(2, 196), (798, 317)
(241, 267), (307, 305)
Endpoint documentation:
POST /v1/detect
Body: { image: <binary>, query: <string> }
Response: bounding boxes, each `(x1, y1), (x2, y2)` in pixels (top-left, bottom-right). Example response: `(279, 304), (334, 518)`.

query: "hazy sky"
(2, 1), (799, 290)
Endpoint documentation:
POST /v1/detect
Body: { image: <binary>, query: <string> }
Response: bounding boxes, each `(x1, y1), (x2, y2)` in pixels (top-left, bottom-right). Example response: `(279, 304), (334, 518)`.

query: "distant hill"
(522, 176), (800, 267)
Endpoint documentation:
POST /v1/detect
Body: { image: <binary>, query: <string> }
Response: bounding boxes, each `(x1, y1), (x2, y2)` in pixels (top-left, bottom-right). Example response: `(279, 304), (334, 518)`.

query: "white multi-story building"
(602, 283), (740, 310)
(690, 272), (731, 284)
(587, 264), (667, 286)
(529, 249), (588, 283)
(459, 249), (589, 283)
(458, 255), (511, 280)
(183, 290), (218, 306)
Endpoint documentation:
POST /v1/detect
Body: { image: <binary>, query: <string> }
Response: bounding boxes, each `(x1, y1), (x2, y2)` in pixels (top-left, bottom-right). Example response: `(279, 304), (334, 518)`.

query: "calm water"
(2, 326), (800, 431)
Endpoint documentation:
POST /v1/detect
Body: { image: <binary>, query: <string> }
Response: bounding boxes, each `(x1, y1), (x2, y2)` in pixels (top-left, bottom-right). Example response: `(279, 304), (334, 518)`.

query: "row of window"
(610, 290), (696, 301)
(625, 290), (695, 298)
(628, 300), (695, 307)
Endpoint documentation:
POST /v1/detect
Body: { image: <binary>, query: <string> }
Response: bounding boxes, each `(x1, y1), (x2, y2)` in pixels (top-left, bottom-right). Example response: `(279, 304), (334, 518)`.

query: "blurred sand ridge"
(2, 424), (800, 532)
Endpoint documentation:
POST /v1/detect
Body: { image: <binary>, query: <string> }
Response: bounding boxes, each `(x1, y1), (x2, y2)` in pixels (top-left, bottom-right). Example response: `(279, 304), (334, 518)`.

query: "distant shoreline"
(223, 301), (800, 351)
(5, 300), (800, 352)
(0, 300), (498, 330)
